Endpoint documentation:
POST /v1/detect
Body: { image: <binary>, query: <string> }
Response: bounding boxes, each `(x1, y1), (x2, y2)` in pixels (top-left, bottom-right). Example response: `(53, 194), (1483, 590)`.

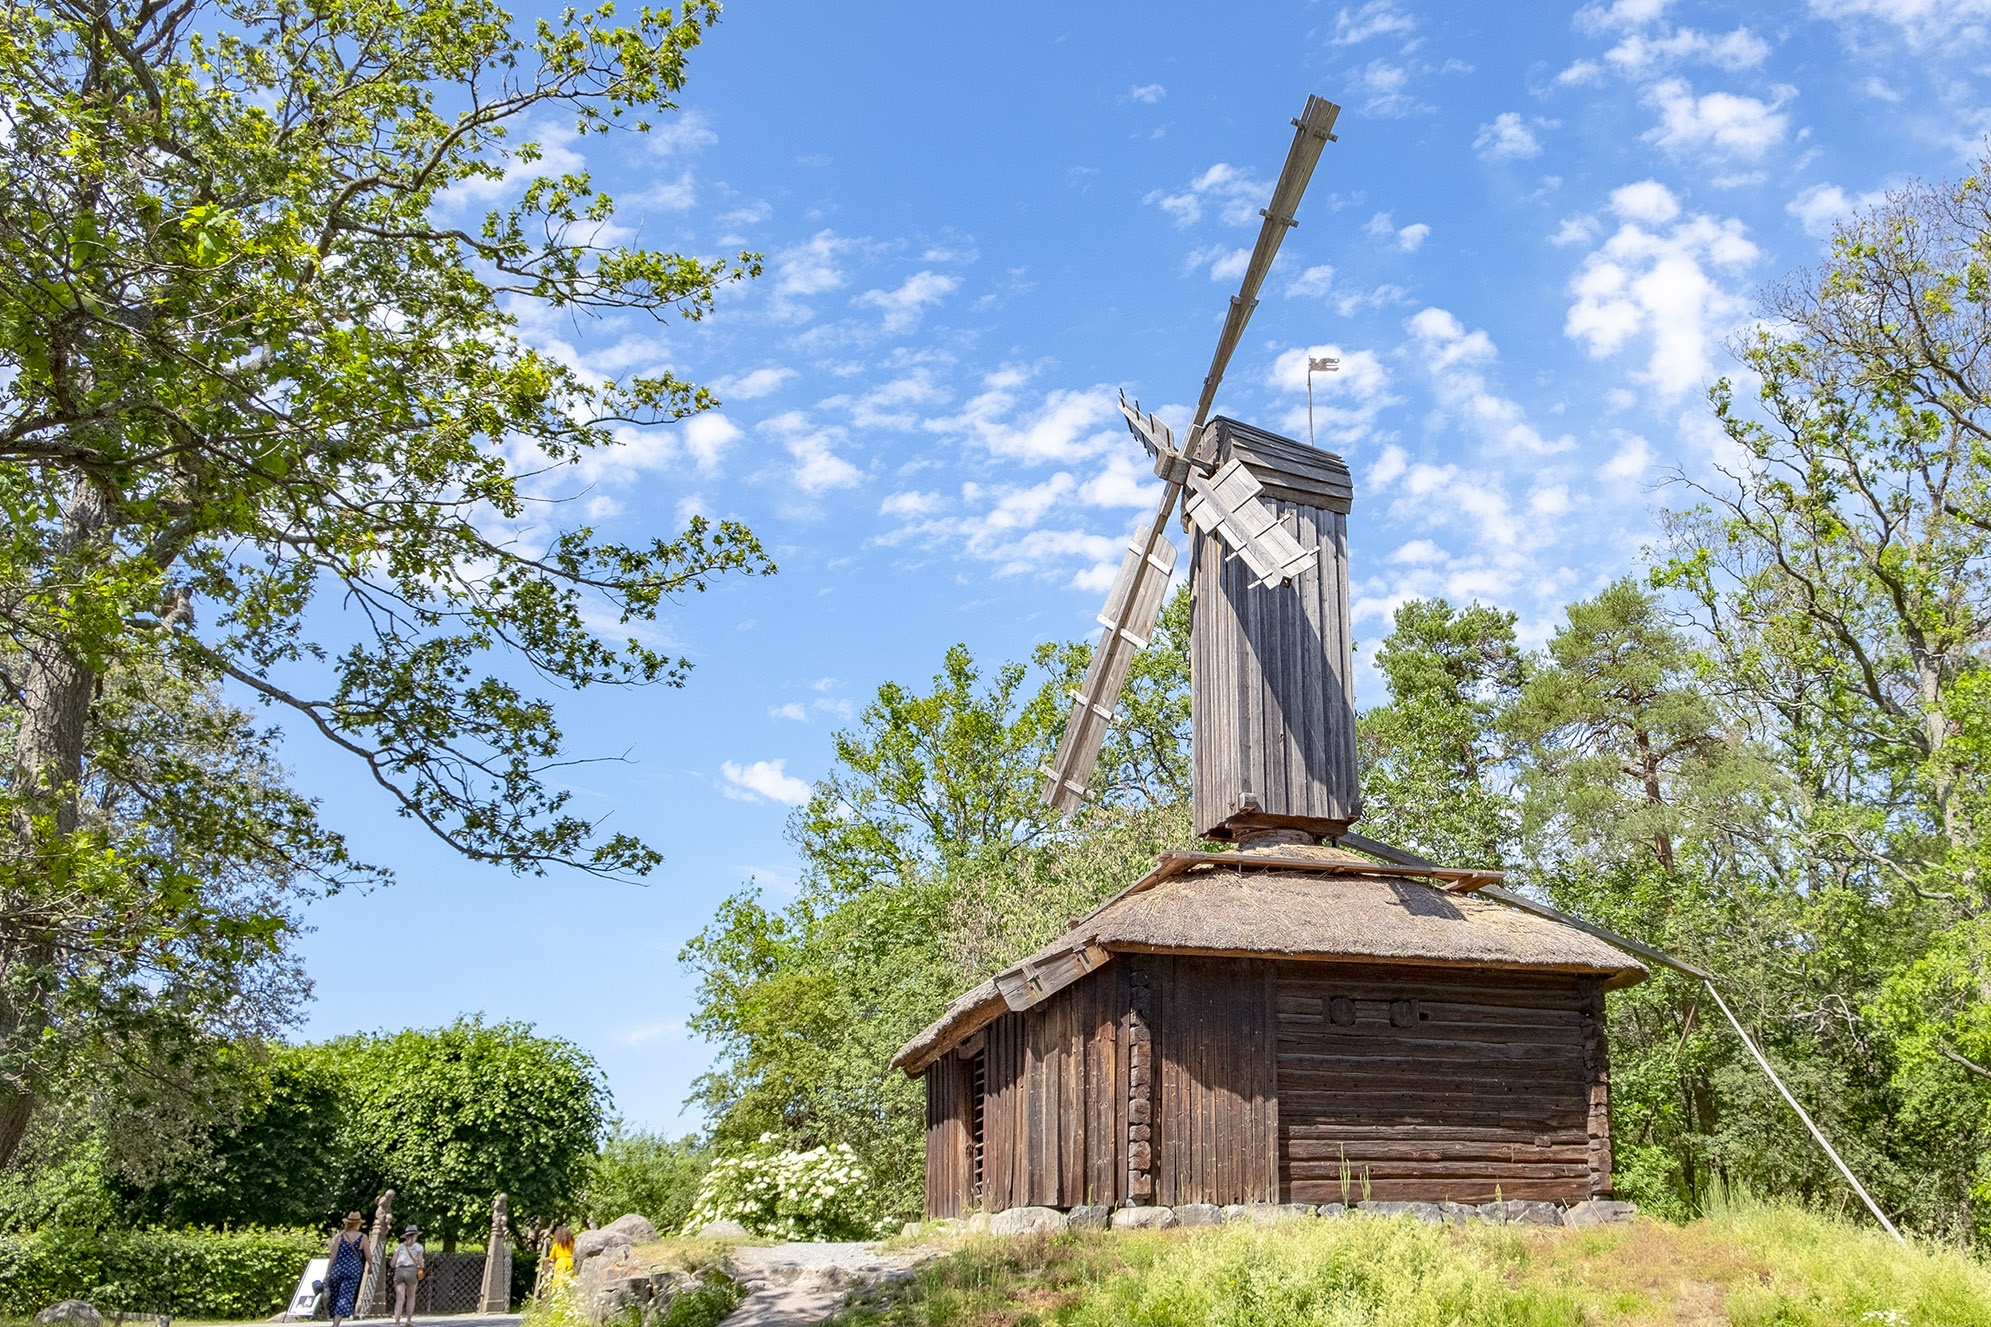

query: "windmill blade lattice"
(1040, 94), (1341, 812)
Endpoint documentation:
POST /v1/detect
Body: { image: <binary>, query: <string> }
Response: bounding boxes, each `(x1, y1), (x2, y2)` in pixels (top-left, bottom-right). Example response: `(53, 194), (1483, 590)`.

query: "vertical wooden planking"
(924, 1058), (974, 1217)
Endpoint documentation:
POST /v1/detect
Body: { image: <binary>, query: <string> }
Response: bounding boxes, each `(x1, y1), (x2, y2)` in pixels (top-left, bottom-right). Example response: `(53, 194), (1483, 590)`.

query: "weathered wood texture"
(922, 1056), (974, 1217)
(1581, 978), (1614, 1196)
(932, 951), (1619, 1215)
(1150, 955), (1280, 1206)
(972, 964), (1128, 1214)
(1215, 418), (1354, 512)
(1191, 421), (1358, 842)
(1274, 961), (1604, 1204)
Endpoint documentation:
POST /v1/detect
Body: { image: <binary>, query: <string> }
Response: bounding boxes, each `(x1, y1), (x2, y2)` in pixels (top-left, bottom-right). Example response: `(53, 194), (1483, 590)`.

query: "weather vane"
(1307, 356), (1339, 449)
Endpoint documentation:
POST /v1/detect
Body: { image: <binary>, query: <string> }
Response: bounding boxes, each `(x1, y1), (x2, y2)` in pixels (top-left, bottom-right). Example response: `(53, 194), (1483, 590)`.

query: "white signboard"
(286, 1258), (329, 1320)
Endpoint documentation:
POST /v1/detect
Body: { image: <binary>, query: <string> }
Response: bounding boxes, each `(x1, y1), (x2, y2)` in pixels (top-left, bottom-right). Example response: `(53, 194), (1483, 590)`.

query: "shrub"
(679, 1134), (885, 1241)
(0, 1226), (325, 1319)
(584, 1129), (709, 1233)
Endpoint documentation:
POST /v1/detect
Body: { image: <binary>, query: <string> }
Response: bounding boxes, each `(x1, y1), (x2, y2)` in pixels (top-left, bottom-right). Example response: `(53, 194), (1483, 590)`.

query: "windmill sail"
(1040, 535), (1177, 808)
(1040, 93), (1341, 813)
(1184, 459), (1319, 587)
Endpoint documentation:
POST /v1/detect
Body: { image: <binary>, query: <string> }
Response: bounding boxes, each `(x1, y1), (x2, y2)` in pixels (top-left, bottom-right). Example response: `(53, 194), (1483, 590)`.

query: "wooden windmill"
(1042, 94), (1360, 844)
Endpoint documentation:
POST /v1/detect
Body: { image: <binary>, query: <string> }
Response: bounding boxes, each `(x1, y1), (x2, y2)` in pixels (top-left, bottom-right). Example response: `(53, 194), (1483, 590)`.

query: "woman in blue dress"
(323, 1212), (371, 1326)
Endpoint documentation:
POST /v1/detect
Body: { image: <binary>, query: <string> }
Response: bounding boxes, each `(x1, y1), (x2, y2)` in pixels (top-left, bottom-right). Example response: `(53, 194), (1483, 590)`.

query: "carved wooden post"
(355, 1189), (394, 1318)
(1125, 964), (1154, 1203)
(478, 1193), (512, 1313)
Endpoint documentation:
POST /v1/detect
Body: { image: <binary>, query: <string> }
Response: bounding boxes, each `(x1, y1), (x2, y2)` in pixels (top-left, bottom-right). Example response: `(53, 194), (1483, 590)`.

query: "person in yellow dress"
(543, 1225), (575, 1294)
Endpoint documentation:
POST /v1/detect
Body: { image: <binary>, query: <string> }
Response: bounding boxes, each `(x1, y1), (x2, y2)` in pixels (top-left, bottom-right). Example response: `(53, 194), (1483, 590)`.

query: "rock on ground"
(699, 1219), (751, 1239)
(1064, 1205), (1111, 1231)
(1110, 1206), (1176, 1231)
(37, 1303), (101, 1327)
(988, 1206), (1063, 1236)
(1172, 1203), (1222, 1227)
(720, 1242), (934, 1327)
(1561, 1200), (1639, 1228)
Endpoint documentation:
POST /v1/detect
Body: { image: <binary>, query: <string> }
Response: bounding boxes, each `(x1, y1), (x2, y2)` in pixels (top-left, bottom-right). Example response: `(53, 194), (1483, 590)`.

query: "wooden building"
(892, 846), (1648, 1216)
(923, 103), (1654, 1221)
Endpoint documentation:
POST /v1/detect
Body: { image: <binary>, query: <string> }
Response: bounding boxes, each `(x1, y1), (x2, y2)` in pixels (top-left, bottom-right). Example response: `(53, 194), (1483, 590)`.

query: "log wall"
(922, 955), (1617, 1215)
(1273, 961), (1605, 1204)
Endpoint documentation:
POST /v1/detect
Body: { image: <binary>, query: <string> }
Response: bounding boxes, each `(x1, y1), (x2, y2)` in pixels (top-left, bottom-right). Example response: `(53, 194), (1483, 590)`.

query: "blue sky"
(284, 0), (1991, 1133)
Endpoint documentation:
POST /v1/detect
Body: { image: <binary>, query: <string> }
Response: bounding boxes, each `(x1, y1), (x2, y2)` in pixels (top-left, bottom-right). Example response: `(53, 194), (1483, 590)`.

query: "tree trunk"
(0, 476), (110, 1168)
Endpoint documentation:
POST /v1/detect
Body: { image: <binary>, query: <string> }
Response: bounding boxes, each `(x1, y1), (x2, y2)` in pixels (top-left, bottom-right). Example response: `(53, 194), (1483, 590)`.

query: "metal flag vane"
(1040, 94), (1342, 813)
(1307, 356), (1340, 449)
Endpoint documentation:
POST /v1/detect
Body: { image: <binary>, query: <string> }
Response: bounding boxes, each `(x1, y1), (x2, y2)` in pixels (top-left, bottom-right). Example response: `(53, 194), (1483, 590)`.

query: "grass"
(830, 1197), (1991, 1327)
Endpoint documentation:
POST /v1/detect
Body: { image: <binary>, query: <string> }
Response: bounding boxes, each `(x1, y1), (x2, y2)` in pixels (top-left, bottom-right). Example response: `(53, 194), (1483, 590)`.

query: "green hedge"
(0, 1226), (325, 1319)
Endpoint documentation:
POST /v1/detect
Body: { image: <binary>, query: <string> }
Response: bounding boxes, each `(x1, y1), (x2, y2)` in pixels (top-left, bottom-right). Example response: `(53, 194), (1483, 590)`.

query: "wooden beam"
(995, 941), (1114, 1012)
(1156, 849), (1504, 887)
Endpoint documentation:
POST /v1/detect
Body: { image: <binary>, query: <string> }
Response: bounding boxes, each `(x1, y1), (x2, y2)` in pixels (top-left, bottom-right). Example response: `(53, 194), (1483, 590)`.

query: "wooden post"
(1581, 982), (1614, 1197)
(478, 1193), (512, 1313)
(1125, 963), (1154, 1203)
(355, 1189), (394, 1318)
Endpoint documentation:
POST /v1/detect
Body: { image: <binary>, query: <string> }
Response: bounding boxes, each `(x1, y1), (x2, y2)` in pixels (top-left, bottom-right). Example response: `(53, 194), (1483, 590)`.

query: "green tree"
(581, 1128), (708, 1234)
(113, 1044), (349, 1229)
(1355, 598), (1522, 866)
(684, 598), (1196, 1218)
(0, 663), (334, 1179)
(1656, 160), (1991, 1242)
(0, 0), (770, 1164)
(333, 1019), (605, 1250)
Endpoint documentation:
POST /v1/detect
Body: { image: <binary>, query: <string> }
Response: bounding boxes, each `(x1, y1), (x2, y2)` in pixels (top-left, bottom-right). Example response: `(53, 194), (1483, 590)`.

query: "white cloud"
(1643, 78), (1791, 159)
(1186, 245), (1251, 280)
(1564, 185), (1759, 397)
(1557, 60), (1606, 86)
(1143, 162), (1271, 228)
(1577, 0), (1675, 33)
(775, 230), (853, 296)
(1810, 0), (1991, 48)
(1600, 434), (1654, 482)
(1332, 0), (1417, 43)
(1473, 112), (1542, 162)
(1550, 215), (1602, 248)
(855, 271), (960, 333)
(1366, 211), (1430, 252)
(650, 108), (718, 157)
(768, 702), (809, 722)
(711, 366), (795, 401)
(930, 376), (1120, 465)
(721, 758), (810, 805)
(1605, 26), (1771, 74)
(1610, 179), (1681, 225)
(1129, 83), (1167, 103)
(680, 413), (742, 473)
(1355, 59), (1427, 117)
(1285, 264), (1336, 298)
(880, 489), (945, 518)
(1369, 443), (1409, 488)
(1407, 308), (1574, 455)
(1787, 182), (1888, 237)
(762, 411), (864, 496)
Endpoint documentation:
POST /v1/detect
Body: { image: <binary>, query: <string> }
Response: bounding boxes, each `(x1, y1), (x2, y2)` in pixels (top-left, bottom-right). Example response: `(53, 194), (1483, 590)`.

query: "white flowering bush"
(679, 1134), (888, 1241)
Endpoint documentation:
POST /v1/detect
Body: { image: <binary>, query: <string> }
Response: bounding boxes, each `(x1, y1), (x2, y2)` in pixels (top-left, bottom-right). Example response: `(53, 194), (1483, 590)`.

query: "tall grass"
(834, 1198), (1991, 1327)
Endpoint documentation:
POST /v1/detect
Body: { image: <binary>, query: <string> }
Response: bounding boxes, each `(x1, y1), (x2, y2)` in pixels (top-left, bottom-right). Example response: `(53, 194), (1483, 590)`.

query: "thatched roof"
(891, 848), (1649, 1075)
